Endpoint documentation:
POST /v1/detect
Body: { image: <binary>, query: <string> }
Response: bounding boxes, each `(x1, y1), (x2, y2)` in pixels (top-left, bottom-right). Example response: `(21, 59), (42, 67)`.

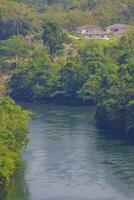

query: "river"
(1, 103), (134, 200)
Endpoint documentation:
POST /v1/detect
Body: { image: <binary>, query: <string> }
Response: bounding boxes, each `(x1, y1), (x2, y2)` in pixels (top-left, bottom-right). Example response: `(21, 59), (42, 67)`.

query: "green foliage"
(0, 0), (40, 40)
(9, 45), (55, 100)
(0, 96), (30, 187)
(42, 21), (65, 55)
(1, 0), (134, 39)
(0, 36), (29, 67)
(0, 36), (32, 73)
(0, 0), (133, 137)
(0, 0), (133, 192)
(58, 57), (88, 99)
(127, 100), (134, 135)
(95, 30), (134, 133)
(1, 0), (134, 38)
(29, 0), (134, 28)
(9, 28), (134, 135)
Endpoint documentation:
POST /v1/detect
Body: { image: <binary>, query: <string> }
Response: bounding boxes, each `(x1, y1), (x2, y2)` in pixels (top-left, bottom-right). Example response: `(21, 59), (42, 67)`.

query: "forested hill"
(0, 0), (134, 39)
(16, 0), (134, 27)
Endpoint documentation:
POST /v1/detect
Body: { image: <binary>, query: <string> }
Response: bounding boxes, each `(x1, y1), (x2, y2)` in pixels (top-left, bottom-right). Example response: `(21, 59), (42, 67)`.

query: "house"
(76, 25), (102, 35)
(106, 24), (129, 37)
(62, 28), (68, 33)
(84, 30), (108, 40)
(75, 23), (129, 40)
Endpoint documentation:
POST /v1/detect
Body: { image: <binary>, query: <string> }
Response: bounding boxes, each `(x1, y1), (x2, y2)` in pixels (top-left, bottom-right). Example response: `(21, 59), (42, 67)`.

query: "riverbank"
(14, 97), (134, 138)
(14, 96), (95, 106)
(0, 97), (30, 188)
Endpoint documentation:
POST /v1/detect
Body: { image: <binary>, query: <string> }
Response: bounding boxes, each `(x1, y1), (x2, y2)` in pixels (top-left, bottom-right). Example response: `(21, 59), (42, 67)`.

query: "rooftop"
(84, 30), (107, 36)
(106, 24), (129, 29)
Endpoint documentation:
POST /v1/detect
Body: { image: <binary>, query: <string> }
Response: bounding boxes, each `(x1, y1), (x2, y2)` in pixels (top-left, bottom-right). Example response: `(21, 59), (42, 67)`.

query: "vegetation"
(0, 0), (134, 39)
(7, 27), (133, 136)
(0, 0), (133, 189)
(0, 3), (133, 188)
(0, 96), (30, 187)
(16, 0), (134, 28)
(0, 0), (133, 192)
(0, 0), (40, 40)
(42, 21), (65, 55)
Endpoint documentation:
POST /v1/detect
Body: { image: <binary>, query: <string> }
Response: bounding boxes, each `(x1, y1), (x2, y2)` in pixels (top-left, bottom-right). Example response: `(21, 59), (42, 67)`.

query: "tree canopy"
(42, 21), (65, 55)
(8, 28), (134, 136)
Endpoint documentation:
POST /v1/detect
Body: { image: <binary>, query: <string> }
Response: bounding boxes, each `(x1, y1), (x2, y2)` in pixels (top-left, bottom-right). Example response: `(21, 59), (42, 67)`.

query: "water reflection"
(0, 162), (30, 200)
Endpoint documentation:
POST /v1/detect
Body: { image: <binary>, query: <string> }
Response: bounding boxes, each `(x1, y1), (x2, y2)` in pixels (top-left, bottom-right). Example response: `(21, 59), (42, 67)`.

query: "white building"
(106, 24), (129, 37)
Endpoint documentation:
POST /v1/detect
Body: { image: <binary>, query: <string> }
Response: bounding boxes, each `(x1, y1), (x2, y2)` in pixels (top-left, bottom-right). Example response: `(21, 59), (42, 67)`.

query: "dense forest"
(17, 0), (134, 29)
(0, 0), (134, 188)
(0, 0), (133, 132)
(8, 28), (134, 135)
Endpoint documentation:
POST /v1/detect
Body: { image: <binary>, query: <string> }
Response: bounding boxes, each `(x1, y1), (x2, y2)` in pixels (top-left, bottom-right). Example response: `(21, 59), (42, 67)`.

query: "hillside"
(16, 0), (134, 28)
(1, 0), (134, 37)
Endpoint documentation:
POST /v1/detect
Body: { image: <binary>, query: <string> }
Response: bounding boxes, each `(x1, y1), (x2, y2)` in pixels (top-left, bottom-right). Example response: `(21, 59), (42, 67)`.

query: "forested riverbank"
(0, 0), (134, 195)
(0, 97), (30, 187)
(8, 28), (134, 135)
(0, 0), (133, 136)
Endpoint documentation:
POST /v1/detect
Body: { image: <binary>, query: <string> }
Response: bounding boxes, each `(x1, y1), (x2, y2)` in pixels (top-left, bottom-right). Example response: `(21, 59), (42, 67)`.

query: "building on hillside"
(84, 30), (108, 40)
(106, 24), (129, 37)
(62, 28), (68, 33)
(76, 25), (102, 35)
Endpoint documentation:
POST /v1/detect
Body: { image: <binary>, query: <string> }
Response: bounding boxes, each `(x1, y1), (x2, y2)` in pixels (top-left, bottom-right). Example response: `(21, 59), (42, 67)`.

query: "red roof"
(84, 30), (107, 36)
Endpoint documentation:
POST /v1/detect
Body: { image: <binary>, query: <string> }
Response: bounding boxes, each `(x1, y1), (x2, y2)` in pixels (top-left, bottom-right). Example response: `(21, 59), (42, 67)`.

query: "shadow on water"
(0, 162), (30, 200)
(24, 103), (134, 199)
(93, 128), (134, 197)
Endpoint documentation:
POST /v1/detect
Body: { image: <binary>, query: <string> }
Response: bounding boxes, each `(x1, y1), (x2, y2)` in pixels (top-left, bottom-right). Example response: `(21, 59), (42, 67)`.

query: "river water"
(1, 103), (134, 200)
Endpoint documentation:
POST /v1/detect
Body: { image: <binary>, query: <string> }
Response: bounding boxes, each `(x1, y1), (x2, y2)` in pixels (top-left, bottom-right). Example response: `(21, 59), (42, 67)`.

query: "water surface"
(3, 103), (134, 200)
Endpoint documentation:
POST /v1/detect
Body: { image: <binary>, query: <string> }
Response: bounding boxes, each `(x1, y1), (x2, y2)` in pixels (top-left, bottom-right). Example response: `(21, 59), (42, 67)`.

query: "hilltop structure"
(76, 25), (108, 39)
(76, 25), (102, 35)
(84, 30), (108, 40)
(75, 23), (129, 40)
(106, 24), (129, 37)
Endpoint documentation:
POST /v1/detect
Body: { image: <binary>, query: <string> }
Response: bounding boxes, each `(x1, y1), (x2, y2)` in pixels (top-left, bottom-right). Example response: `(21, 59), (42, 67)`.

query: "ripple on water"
(4, 103), (134, 200)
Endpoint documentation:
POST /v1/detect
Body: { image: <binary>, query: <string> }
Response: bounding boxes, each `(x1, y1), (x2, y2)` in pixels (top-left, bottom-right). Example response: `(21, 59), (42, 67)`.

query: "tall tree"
(42, 21), (64, 55)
